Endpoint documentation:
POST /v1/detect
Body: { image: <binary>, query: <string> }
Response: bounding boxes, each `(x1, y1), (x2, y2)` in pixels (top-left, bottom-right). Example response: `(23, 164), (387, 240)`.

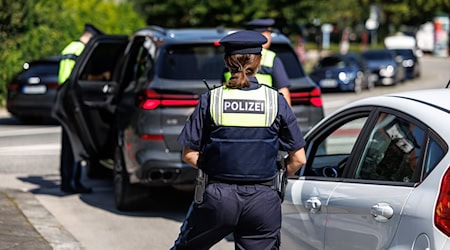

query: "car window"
(121, 36), (156, 92)
(79, 43), (125, 81)
(362, 51), (392, 60)
(159, 44), (224, 80)
(317, 57), (345, 68)
(17, 62), (59, 80)
(304, 116), (369, 178)
(355, 113), (425, 183)
(423, 136), (445, 179)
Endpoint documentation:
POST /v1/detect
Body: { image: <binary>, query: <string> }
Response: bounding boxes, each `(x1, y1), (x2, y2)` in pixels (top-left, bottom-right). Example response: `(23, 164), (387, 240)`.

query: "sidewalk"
(0, 189), (83, 250)
(0, 109), (83, 249)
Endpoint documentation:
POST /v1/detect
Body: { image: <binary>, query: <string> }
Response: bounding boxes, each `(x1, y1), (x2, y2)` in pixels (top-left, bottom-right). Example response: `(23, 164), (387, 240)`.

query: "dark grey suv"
(53, 26), (324, 210)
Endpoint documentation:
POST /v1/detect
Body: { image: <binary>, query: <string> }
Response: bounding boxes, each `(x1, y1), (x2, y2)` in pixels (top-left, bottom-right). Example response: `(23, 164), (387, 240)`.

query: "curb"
(1, 189), (83, 250)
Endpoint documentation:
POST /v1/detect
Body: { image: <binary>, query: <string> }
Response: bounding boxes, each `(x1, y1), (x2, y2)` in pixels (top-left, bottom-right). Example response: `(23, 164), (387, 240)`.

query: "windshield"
(316, 56), (349, 68)
(362, 51), (393, 60)
(17, 61), (59, 80)
(392, 49), (414, 58)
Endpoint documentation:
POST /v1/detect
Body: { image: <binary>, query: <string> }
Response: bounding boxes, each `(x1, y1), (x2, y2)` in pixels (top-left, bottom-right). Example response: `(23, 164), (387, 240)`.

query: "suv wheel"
(114, 145), (149, 211)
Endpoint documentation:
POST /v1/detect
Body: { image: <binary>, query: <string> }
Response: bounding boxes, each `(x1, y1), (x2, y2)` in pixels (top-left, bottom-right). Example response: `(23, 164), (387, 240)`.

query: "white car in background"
(416, 22), (434, 53)
(282, 87), (450, 250)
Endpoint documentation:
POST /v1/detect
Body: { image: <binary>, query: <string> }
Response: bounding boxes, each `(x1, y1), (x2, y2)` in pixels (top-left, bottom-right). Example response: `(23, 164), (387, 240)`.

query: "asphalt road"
(0, 54), (448, 250)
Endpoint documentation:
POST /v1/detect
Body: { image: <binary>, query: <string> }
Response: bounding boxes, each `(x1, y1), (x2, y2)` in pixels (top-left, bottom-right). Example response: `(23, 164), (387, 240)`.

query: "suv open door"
(53, 35), (129, 177)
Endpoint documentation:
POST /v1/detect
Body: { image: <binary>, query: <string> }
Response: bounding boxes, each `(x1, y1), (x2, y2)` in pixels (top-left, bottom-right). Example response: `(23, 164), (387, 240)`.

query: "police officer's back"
(171, 30), (306, 250)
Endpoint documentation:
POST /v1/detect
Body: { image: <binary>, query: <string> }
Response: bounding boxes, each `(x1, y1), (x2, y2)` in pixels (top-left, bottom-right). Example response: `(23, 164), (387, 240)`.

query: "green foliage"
(1, 0), (449, 106)
(0, 0), (145, 106)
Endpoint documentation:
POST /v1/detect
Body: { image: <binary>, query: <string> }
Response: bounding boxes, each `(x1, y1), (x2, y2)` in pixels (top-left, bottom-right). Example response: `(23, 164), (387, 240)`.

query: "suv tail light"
(47, 82), (60, 89)
(435, 166), (450, 236)
(139, 89), (199, 110)
(7, 82), (20, 91)
(290, 86), (323, 107)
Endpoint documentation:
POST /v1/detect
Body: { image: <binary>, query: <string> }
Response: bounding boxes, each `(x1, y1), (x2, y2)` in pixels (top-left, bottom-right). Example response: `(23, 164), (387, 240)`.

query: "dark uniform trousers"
(171, 183), (281, 250)
(60, 128), (82, 189)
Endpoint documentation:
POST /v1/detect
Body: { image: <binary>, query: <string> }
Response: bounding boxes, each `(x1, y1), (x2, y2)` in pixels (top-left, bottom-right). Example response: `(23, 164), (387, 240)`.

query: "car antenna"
(203, 79), (212, 90)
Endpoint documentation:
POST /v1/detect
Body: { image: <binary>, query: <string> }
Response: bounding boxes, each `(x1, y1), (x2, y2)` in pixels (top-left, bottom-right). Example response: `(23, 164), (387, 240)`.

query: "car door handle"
(102, 84), (113, 94)
(305, 197), (321, 213)
(370, 202), (394, 222)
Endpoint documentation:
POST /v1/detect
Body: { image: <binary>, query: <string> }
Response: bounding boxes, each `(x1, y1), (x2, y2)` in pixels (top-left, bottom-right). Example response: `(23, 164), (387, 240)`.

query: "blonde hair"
(224, 54), (261, 88)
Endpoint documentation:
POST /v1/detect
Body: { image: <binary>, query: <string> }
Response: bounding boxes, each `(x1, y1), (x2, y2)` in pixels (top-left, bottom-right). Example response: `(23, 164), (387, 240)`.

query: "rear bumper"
(6, 92), (56, 119)
(130, 147), (197, 187)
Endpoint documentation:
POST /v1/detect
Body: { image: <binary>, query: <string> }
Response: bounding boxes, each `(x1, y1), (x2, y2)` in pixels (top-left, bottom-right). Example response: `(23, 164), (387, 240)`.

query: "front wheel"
(114, 145), (149, 211)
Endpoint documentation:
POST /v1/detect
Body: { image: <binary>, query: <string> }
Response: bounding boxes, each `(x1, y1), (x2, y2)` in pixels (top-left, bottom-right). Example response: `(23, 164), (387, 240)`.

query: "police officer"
(171, 30), (306, 250)
(224, 18), (292, 105)
(57, 23), (103, 194)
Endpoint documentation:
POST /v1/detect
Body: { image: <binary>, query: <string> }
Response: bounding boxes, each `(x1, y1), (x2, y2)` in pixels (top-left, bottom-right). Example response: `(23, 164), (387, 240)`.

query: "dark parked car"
(53, 26), (324, 210)
(7, 56), (60, 122)
(390, 48), (421, 79)
(361, 49), (406, 86)
(309, 52), (374, 93)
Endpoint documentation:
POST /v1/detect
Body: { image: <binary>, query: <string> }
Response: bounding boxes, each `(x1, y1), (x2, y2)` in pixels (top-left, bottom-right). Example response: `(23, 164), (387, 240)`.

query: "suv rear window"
(159, 44), (224, 80)
(17, 61), (59, 80)
(159, 42), (307, 81)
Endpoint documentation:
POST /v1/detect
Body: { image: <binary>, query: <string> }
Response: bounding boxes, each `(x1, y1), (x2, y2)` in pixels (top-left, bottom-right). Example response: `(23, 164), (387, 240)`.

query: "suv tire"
(114, 145), (149, 211)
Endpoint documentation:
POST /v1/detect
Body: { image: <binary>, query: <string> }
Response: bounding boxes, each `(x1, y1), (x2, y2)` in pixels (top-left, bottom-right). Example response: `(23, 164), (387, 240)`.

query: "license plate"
(320, 79), (337, 88)
(22, 85), (47, 94)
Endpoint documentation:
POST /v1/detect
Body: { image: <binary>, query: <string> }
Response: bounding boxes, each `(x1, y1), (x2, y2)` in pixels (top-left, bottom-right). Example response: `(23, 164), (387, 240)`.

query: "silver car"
(282, 88), (450, 249)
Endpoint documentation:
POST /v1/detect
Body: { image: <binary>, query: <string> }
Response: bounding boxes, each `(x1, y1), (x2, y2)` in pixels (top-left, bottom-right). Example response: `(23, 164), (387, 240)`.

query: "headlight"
(402, 59), (414, 67)
(380, 65), (394, 77)
(338, 72), (355, 84)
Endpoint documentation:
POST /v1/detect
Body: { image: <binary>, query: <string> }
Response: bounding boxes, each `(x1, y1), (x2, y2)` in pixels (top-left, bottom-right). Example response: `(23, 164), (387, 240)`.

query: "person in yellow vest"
(171, 30), (306, 250)
(223, 18), (292, 105)
(58, 23), (103, 194)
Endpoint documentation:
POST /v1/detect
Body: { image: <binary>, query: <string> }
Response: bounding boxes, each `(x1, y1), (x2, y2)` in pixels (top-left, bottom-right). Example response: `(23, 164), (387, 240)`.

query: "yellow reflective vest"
(210, 85), (278, 127)
(58, 41), (86, 85)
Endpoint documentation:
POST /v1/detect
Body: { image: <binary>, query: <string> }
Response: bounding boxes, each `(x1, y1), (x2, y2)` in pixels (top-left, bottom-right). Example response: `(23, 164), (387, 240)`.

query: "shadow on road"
(17, 173), (193, 223)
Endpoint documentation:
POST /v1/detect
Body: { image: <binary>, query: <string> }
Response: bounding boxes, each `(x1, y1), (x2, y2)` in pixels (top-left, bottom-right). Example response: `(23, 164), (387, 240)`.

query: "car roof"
(345, 89), (450, 111)
(132, 26), (291, 44)
(312, 88), (450, 140)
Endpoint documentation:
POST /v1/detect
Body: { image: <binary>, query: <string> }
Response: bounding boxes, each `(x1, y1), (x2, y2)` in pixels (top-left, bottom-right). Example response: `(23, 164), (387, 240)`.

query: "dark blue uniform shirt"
(269, 55), (290, 89)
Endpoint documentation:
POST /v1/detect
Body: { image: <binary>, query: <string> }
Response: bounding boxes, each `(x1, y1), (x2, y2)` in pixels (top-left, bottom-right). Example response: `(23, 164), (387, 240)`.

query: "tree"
(0, 0), (145, 106)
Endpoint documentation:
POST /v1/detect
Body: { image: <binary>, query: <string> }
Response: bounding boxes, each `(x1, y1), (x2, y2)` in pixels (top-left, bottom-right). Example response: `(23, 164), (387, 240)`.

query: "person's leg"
(60, 128), (74, 192)
(60, 128), (92, 193)
(171, 184), (239, 250)
(72, 160), (92, 193)
(234, 186), (281, 250)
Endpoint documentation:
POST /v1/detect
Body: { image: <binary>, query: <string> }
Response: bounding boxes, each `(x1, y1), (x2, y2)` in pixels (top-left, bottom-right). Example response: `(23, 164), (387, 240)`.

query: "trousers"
(171, 183), (281, 250)
(60, 128), (82, 189)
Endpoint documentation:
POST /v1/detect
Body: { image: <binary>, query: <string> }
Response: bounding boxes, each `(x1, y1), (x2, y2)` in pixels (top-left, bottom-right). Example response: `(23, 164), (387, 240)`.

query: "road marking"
(0, 127), (61, 137)
(0, 144), (60, 155)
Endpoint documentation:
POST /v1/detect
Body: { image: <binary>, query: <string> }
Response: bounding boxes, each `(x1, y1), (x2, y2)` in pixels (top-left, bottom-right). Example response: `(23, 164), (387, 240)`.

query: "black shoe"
(61, 183), (92, 194)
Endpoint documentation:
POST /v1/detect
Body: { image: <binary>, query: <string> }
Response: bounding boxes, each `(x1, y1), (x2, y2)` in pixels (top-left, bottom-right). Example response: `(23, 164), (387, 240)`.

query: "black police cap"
(220, 30), (268, 55)
(84, 23), (104, 36)
(244, 18), (275, 32)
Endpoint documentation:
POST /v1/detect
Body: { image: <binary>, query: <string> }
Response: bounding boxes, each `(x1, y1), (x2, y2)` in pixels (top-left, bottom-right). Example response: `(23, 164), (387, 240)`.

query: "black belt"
(208, 177), (274, 187)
